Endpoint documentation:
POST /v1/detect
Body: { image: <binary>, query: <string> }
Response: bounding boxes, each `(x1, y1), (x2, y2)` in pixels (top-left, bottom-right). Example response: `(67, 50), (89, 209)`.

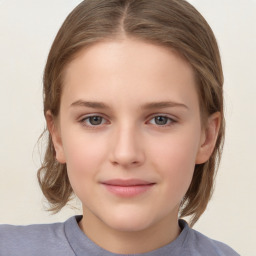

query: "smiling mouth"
(101, 179), (156, 197)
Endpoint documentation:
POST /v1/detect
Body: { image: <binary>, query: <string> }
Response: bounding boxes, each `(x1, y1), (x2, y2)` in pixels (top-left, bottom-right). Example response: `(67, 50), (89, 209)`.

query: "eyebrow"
(70, 100), (189, 110)
(70, 100), (110, 109)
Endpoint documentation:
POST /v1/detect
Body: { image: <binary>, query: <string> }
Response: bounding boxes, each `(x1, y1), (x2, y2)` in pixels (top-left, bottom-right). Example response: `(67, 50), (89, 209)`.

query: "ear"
(45, 110), (66, 164)
(196, 112), (221, 164)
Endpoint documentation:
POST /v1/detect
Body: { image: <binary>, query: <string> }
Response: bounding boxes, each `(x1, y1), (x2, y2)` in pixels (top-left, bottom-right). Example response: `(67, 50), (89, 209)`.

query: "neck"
(79, 209), (181, 254)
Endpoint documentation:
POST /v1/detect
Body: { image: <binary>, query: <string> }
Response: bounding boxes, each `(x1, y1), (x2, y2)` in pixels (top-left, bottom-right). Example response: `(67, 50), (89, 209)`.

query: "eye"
(80, 115), (108, 127)
(148, 115), (176, 126)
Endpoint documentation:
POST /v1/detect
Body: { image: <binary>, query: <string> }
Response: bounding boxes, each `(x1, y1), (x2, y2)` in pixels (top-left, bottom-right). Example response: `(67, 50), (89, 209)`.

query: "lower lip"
(102, 184), (155, 197)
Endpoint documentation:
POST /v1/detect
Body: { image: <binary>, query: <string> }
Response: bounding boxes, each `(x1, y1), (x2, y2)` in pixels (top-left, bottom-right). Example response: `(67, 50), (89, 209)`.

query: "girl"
(0, 0), (239, 255)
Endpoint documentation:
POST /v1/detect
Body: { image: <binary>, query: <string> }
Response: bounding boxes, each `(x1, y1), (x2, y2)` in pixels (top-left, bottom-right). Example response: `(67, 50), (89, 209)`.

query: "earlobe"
(45, 111), (66, 164)
(196, 112), (221, 164)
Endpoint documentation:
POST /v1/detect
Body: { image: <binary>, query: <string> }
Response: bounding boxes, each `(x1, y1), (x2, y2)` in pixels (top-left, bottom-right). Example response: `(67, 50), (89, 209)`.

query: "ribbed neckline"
(64, 215), (190, 256)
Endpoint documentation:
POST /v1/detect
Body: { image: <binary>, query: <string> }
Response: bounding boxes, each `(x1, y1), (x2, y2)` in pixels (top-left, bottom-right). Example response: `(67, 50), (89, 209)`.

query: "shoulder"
(182, 221), (240, 256)
(0, 217), (76, 256)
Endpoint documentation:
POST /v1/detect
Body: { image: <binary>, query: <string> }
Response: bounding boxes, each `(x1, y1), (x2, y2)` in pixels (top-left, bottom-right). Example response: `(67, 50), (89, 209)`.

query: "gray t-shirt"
(0, 215), (239, 256)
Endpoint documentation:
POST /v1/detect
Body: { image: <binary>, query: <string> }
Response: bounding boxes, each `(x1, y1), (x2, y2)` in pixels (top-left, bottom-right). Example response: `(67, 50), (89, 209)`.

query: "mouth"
(101, 179), (156, 197)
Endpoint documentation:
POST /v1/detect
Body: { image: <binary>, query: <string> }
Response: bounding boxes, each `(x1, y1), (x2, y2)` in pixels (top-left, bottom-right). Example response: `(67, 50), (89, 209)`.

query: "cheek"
(152, 128), (199, 167)
(150, 130), (200, 197)
(62, 132), (107, 190)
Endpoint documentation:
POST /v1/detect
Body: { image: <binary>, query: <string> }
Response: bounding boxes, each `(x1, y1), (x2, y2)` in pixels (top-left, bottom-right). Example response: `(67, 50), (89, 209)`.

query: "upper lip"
(101, 179), (155, 186)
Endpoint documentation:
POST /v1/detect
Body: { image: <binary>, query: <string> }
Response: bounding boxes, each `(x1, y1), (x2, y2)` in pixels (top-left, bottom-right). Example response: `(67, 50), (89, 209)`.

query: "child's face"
(51, 38), (209, 233)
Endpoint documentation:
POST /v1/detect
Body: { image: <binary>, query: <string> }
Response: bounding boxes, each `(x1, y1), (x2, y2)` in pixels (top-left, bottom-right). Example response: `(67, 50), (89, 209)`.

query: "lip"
(101, 179), (156, 197)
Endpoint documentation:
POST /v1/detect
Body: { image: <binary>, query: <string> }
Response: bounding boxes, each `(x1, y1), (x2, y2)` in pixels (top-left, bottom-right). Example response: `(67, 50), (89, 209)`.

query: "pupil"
(90, 116), (102, 125)
(155, 116), (167, 125)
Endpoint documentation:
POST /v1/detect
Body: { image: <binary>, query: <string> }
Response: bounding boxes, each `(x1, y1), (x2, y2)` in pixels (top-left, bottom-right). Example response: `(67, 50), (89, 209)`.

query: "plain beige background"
(0, 0), (255, 255)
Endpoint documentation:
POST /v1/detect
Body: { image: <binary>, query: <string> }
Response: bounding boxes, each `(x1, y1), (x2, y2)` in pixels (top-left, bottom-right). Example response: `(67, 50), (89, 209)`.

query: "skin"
(47, 38), (220, 254)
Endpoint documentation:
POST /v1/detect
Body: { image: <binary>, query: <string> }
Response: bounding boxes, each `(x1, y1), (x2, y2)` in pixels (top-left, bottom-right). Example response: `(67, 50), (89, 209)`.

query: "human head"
(38, 0), (224, 226)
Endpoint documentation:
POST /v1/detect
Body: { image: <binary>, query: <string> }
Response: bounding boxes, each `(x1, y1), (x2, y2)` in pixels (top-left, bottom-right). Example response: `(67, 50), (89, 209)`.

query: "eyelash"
(79, 114), (177, 129)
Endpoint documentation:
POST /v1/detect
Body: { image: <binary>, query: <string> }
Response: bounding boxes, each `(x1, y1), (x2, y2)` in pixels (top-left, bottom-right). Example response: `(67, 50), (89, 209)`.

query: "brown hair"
(38, 0), (224, 226)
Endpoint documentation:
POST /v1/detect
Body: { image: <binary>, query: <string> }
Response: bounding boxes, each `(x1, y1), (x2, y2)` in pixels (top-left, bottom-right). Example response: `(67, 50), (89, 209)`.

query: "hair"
(38, 0), (224, 226)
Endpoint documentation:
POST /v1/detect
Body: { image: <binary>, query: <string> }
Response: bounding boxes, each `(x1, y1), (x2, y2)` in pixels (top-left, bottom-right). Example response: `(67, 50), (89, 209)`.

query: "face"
(49, 38), (214, 235)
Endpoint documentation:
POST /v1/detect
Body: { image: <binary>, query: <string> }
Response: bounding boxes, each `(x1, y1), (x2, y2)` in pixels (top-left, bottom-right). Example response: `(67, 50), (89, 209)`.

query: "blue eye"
(81, 116), (107, 126)
(149, 116), (175, 126)
(79, 114), (175, 128)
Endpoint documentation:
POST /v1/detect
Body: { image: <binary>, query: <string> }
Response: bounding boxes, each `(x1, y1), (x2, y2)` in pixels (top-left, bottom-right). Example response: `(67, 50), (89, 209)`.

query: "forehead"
(62, 38), (198, 111)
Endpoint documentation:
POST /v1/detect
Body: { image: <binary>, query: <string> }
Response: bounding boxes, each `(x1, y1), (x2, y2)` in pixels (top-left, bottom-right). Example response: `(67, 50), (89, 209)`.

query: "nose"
(109, 124), (145, 168)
